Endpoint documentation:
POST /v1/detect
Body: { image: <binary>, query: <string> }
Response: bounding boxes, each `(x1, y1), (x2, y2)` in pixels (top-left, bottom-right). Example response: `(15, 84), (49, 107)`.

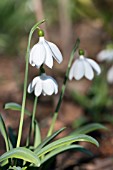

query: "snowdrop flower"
(97, 44), (113, 62)
(69, 49), (101, 80)
(29, 29), (63, 69)
(107, 66), (113, 83)
(97, 45), (113, 84)
(28, 73), (58, 97)
(97, 49), (113, 62)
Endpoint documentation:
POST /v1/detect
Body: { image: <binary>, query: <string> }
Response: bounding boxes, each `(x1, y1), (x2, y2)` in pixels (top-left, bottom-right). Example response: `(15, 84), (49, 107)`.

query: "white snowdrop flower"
(107, 66), (113, 84)
(69, 49), (101, 81)
(29, 29), (63, 69)
(97, 49), (113, 62)
(28, 73), (58, 97)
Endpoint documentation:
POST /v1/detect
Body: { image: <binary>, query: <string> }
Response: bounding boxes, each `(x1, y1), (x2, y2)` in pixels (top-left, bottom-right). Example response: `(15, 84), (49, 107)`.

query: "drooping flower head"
(29, 29), (63, 69)
(97, 44), (113, 62)
(28, 73), (58, 97)
(97, 44), (113, 83)
(69, 49), (101, 80)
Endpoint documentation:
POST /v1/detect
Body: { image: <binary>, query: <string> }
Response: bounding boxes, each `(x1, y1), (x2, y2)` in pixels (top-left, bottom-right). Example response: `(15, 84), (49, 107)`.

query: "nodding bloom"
(29, 29), (63, 69)
(97, 46), (113, 83)
(97, 49), (113, 62)
(69, 49), (101, 81)
(28, 73), (58, 97)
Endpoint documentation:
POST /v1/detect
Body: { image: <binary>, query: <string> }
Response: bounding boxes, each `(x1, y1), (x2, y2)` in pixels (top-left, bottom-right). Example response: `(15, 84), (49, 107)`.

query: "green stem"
(47, 38), (80, 137)
(16, 20), (45, 148)
(26, 96), (38, 147)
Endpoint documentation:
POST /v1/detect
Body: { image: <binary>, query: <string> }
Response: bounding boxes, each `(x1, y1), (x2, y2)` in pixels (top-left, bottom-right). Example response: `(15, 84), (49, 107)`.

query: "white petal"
(83, 60), (94, 80)
(107, 66), (113, 83)
(28, 82), (33, 93)
(69, 59), (84, 80)
(27, 77), (39, 93)
(29, 44), (37, 66)
(43, 42), (53, 68)
(34, 81), (42, 97)
(69, 62), (75, 80)
(86, 58), (101, 75)
(97, 50), (113, 61)
(30, 43), (46, 68)
(47, 76), (58, 94)
(46, 41), (63, 64)
(42, 78), (55, 95)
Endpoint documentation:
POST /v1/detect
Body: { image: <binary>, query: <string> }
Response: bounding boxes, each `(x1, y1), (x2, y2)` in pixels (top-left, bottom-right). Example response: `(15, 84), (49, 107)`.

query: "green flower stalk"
(47, 38), (80, 137)
(16, 20), (45, 148)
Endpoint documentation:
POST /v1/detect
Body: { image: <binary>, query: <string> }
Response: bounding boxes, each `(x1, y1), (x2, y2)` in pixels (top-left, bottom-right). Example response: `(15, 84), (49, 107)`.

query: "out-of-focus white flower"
(97, 49), (113, 62)
(69, 50), (101, 80)
(107, 66), (113, 84)
(28, 73), (58, 97)
(29, 29), (63, 69)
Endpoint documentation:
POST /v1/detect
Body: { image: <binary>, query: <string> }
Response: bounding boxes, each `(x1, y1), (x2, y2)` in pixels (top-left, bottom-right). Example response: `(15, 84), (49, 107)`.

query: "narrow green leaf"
(35, 127), (66, 153)
(0, 147), (41, 167)
(4, 103), (31, 116)
(0, 114), (12, 151)
(40, 144), (92, 164)
(34, 120), (41, 148)
(71, 123), (107, 135)
(35, 134), (99, 156)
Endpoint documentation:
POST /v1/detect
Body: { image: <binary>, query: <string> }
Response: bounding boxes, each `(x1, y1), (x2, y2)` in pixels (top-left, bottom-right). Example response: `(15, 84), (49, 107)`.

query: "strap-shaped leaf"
(35, 134), (99, 156)
(4, 102), (31, 116)
(0, 147), (40, 167)
(35, 127), (66, 153)
(34, 120), (41, 148)
(70, 123), (106, 135)
(40, 144), (92, 164)
(0, 114), (12, 151)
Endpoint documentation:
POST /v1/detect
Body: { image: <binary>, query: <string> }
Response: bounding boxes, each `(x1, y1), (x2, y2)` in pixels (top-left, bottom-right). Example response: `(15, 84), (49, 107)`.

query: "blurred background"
(0, 0), (113, 169)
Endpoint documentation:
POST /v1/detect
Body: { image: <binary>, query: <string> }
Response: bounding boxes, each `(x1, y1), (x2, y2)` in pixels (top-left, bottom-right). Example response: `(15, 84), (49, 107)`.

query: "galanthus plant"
(97, 44), (113, 83)
(0, 20), (105, 170)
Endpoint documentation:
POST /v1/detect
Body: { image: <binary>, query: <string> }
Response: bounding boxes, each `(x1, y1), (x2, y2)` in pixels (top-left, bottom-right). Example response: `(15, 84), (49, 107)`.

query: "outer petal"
(83, 60), (94, 80)
(34, 81), (42, 97)
(29, 44), (37, 66)
(42, 78), (55, 95)
(43, 41), (53, 68)
(46, 41), (63, 64)
(28, 82), (34, 93)
(86, 58), (101, 75)
(107, 65), (113, 83)
(69, 62), (75, 80)
(27, 77), (39, 93)
(47, 76), (58, 94)
(30, 43), (46, 68)
(69, 59), (84, 80)
(97, 50), (113, 61)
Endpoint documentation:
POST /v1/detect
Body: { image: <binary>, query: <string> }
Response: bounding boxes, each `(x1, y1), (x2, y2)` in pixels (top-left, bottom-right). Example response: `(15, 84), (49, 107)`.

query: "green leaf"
(0, 147), (41, 167)
(71, 123), (107, 135)
(8, 166), (27, 170)
(40, 144), (92, 164)
(0, 114), (12, 151)
(35, 127), (66, 153)
(4, 102), (31, 116)
(34, 120), (41, 148)
(35, 134), (99, 156)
